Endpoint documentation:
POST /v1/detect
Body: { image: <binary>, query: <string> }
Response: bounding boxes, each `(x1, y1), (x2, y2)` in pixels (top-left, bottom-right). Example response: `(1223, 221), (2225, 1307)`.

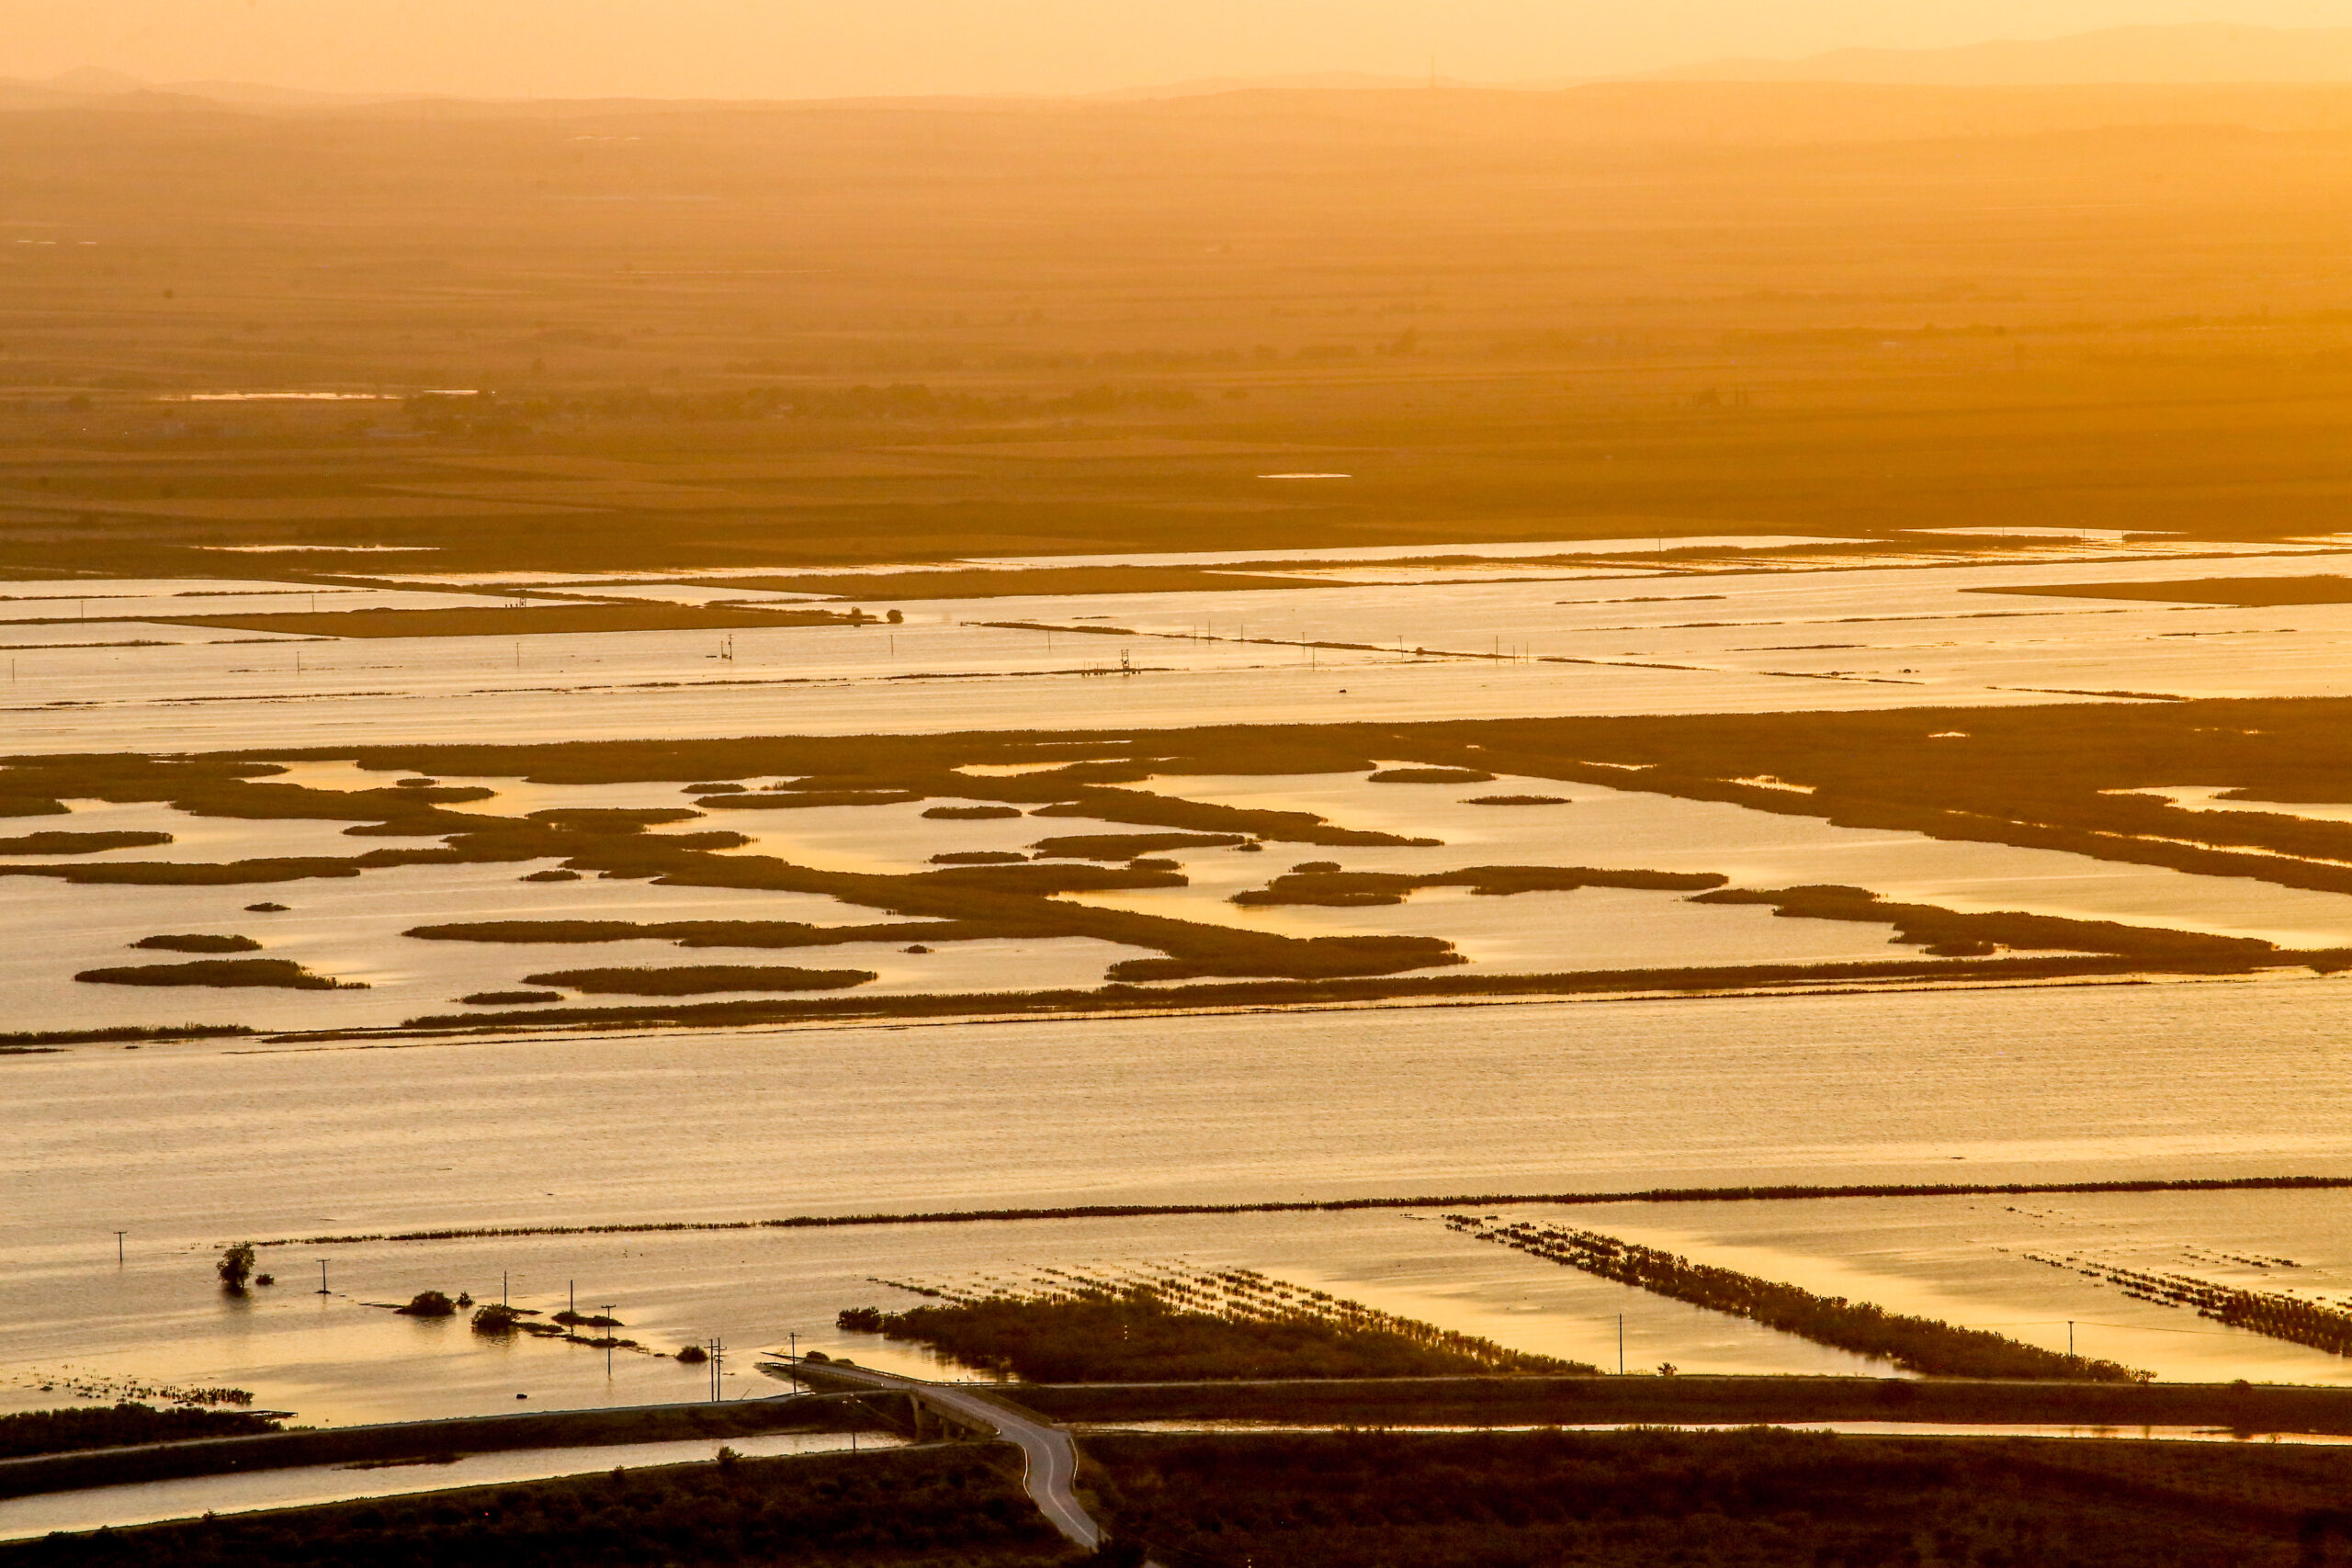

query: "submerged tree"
(216, 1242), (256, 1292)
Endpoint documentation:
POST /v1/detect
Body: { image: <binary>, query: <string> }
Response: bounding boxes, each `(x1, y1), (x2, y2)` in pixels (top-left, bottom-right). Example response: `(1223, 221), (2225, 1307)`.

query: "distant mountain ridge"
(0, 69), (423, 112)
(14, 23), (2352, 116)
(1090, 70), (1458, 100)
(1639, 23), (2352, 86)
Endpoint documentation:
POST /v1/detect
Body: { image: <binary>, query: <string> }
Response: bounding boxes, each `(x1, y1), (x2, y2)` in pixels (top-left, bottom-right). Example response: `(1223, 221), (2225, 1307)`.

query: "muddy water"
(7, 979), (2352, 1419)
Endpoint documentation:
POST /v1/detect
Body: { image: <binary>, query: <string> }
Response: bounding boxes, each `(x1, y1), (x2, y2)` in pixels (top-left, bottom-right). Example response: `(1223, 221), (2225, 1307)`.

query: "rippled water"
(13, 546), (2352, 1436)
(24, 547), (2352, 752)
(7, 980), (2352, 1420)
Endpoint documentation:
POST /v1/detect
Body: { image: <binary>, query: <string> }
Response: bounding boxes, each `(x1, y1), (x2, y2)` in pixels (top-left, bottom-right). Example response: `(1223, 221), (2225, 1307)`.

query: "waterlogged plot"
(0, 863), (925, 1034)
(843, 1261), (1591, 1379)
(680, 795), (1082, 876)
(24, 1186), (2352, 1430)
(2118, 786), (2352, 829)
(1136, 771), (2352, 949)
(25, 981), (2352, 1419)
(0, 1208), (1894, 1427)
(20, 708), (2352, 1035)
(40, 543), (2352, 752)
(0, 581), (475, 626)
(0, 800), (401, 864)
(1531, 1190), (2352, 1387)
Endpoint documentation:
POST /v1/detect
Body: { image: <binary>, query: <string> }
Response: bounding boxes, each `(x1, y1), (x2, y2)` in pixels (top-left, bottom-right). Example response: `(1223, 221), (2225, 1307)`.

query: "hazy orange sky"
(8, 1), (2352, 98)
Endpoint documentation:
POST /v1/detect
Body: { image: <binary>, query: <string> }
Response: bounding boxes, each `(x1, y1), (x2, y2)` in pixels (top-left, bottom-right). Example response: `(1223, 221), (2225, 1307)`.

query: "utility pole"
(2069, 1321), (2075, 1359)
(113, 1231), (127, 1265)
(316, 1259), (329, 1294)
(603, 1305), (617, 1380)
(1618, 1314), (1624, 1376)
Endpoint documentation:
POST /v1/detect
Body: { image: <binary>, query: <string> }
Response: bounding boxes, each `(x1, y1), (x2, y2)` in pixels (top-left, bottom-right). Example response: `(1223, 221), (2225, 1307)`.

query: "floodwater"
(17, 544), (2352, 752)
(8, 980), (2352, 1421)
(13, 538), (2352, 1440)
(1114, 771), (2352, 947)
(13, 752), (2348, 1035)
(0, 1427), (899, 1541)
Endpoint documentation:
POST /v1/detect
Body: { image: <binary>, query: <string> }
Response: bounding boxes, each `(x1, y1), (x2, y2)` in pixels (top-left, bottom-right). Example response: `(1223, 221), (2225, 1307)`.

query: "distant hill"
(17, 31), (2352, 127)
(1091, 71), (1457, 101)
(1641, 23), (2352, 86)
(0, 69), (422, 112)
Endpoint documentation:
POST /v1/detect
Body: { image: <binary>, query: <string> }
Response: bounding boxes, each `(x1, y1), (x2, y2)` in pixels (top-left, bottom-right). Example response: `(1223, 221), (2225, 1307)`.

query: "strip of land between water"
(251, 1175), (2352, 1249)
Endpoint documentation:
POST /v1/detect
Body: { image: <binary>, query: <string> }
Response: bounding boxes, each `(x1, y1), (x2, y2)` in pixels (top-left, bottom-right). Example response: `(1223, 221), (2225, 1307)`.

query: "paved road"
(808, 1363), (1102, 1550)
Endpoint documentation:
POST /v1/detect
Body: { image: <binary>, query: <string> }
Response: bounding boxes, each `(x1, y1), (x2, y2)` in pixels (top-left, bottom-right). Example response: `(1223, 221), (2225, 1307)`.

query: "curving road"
(806, 1362), (1101, 1550)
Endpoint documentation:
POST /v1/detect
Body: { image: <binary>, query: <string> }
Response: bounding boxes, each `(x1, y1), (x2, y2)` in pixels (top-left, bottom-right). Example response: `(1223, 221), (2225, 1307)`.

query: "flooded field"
(19, 80), (2352, 1557)
(7, 980), (2352, 1422)
(11, 543), (2352, 752)
(12, 697), (2352, 1040)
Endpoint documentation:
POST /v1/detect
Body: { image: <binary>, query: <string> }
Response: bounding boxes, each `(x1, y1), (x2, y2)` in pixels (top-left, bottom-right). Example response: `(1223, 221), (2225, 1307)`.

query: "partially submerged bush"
(471, 1303), (523, 1336)
(398, 1291), (457, 1318)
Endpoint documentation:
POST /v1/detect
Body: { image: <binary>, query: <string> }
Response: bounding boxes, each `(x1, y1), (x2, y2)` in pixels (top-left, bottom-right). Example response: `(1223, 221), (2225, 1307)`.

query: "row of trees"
(1451, 1218), (2146, 1382)
(2030, 1250), (2352, 1358)
(837, 1275), (1584, 1383)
